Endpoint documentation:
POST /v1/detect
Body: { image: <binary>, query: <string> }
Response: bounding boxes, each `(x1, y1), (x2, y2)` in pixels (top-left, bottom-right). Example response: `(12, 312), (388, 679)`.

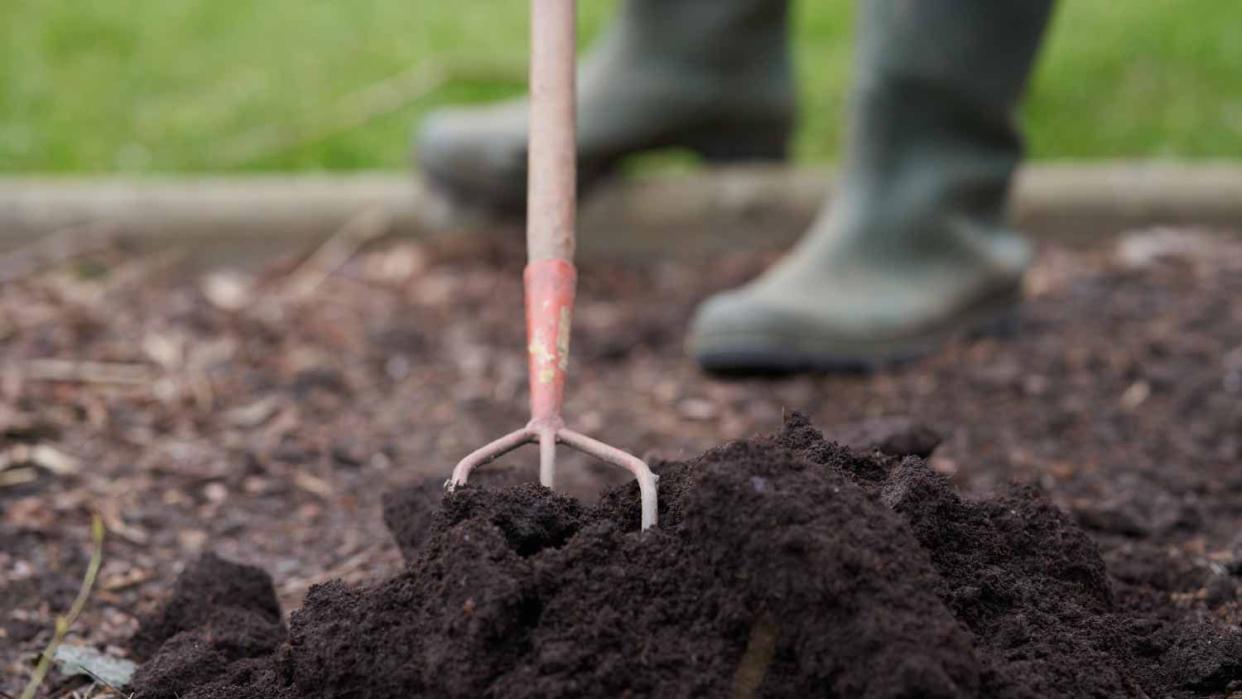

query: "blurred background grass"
(2, 0), (1239, 173)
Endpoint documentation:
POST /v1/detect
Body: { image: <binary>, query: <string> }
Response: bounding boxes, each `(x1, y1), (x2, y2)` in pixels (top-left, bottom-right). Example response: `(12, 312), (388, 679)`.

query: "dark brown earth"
(127, 414), (1242, 698)
(1, 227), (1240, 697)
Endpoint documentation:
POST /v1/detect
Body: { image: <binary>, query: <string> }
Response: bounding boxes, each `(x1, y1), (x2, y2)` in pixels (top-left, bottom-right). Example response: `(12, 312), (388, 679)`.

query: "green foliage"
(1, 0), (1239, 173)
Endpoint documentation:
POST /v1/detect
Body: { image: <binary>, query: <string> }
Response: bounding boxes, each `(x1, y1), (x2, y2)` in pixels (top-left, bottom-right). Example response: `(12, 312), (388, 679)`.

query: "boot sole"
(693, 290), (1023, 376)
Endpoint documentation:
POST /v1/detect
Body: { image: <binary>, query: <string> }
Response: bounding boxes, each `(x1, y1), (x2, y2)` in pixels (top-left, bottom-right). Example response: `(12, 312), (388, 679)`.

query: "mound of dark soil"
(129, 415), (1241, 698)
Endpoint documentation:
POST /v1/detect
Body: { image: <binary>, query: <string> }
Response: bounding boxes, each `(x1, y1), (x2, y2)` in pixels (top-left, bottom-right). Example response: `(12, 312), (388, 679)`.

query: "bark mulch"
(1, 227), (1239, 696)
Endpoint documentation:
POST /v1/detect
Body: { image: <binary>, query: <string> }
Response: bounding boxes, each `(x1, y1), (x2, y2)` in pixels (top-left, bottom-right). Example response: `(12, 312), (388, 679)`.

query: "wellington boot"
(690, 0), (1055, 372)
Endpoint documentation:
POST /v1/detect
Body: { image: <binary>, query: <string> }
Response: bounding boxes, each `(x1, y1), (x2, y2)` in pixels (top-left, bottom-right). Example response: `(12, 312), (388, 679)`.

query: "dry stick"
(0, 444), (81, 476)
(0, 467), (38, 488)
(213, 61), (523, 167)
(18, 360), (153, 386)
(281, 207), (394, 299)
(0, 224), (118, 285)
(20, 515), (105, 699)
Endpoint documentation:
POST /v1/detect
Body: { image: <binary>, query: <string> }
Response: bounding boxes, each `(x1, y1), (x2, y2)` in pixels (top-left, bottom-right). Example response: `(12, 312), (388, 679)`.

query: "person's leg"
(690, 0), (1056, 372)
(416, 0), (794, 210)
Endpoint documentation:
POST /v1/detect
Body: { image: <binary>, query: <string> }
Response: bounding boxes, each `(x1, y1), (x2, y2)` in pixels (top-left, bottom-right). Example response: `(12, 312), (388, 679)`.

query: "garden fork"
(448, 0), (658, 530)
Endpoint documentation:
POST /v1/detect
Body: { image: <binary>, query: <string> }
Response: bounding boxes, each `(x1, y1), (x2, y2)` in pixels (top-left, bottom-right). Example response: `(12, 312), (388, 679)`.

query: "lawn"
(2, 0), (1240, 173)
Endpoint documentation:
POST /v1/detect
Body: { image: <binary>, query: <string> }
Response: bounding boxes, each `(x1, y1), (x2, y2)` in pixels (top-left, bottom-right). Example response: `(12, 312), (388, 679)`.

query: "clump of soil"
(129, 415), (1241, 698)
(129, 554), (287, 696)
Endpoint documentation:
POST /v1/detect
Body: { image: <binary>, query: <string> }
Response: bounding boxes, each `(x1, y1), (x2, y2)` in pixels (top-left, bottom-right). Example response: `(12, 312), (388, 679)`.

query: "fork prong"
(538, 429), (558, 490)
(558, 428), (658, 531)
(448, 427), (534, 490)
(448, 425), (657, 530)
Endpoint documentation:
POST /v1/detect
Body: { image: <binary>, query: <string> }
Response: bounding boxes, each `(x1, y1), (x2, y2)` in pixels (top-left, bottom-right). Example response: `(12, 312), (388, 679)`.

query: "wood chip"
(200, 270), (255, 312)
(30, 444), (80, 475)
(225, 397), (281, 428)
(0, 467), (38, 488)
(98, 503), (149, 546)
(18, 359), (153, 386)
(294, 471), (336, 499)
(100, 568), (154, 593)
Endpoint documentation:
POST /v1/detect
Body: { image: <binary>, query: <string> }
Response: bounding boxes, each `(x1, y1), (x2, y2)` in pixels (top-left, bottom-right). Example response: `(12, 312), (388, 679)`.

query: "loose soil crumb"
(128, 415), (1241, 698)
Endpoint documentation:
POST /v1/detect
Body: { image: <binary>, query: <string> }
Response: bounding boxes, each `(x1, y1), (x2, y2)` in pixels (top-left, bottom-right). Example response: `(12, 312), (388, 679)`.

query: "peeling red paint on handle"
(525, 259), (576, 424)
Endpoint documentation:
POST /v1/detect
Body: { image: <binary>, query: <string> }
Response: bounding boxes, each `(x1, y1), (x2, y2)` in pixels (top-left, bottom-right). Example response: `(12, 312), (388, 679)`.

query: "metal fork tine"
(559, 428), (658, 530)
(448, 427), (534, 489)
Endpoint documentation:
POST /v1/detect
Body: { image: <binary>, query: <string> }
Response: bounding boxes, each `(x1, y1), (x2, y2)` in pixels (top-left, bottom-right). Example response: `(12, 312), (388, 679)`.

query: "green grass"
(2, 0), (1240, 173)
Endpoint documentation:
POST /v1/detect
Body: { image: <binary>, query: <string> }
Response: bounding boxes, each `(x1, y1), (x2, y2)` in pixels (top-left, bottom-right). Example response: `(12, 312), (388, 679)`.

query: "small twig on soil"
(19, 515), (105, 699)
(96, 501), (148, 546)
(100, 568), (153, 593)
(281, 207), (394, 300)
(51, 680), (130, 699)
(292, 471), (336, 500)
(0, 443), (80, 487)
(0, 467), (39, 488)
(0, 224), (119, 285)
(16, 360), (153, 386)
(212, 61), (523, 167)
(732, 614), (779, 699)
(0, 444), (81, 476)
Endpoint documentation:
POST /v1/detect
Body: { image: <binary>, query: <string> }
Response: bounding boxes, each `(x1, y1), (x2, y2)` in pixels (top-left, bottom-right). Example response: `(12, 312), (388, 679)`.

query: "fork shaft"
(526, 0), (579, 437)
(527, 0), (577, 263)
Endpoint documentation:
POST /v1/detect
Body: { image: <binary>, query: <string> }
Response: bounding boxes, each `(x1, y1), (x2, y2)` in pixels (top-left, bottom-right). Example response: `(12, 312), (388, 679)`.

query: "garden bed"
(1, 227), (1239, 696)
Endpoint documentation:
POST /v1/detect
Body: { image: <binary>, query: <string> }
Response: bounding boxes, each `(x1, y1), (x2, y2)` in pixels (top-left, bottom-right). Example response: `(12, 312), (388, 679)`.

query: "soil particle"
(129, 415), (1242, 698)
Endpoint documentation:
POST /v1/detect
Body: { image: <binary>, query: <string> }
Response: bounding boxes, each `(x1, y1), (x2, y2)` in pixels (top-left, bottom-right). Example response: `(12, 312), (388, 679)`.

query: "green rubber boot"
(690, 0), (1055, 372)
(416, 0), (793, 211)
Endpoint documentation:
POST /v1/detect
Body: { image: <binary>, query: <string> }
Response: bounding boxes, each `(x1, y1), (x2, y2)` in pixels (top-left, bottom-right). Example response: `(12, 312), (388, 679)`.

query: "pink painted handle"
(526, 259), (576, 424)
